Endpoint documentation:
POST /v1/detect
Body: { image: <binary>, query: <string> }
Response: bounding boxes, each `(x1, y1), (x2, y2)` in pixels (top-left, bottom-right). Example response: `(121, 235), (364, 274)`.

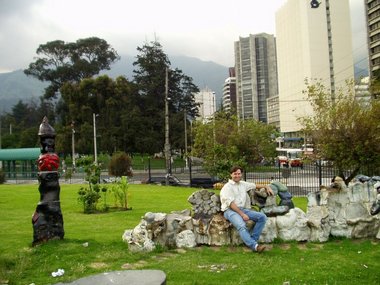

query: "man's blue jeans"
(224, 207), (267, 250)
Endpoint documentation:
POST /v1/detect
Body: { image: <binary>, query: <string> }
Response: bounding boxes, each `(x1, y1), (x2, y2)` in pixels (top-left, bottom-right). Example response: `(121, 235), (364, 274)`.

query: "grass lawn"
(0, 183), (379, 285)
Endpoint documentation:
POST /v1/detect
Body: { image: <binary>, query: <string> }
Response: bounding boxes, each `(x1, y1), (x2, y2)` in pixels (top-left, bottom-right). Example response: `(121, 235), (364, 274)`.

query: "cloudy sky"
(0, 0), (367, 73)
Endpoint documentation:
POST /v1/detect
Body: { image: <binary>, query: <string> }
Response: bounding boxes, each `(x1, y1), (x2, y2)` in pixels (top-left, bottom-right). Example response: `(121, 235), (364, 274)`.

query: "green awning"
(0, 148), (40, 161)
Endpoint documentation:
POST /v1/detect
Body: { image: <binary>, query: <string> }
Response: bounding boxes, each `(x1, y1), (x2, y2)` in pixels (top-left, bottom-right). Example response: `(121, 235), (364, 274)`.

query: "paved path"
(54, 270), (166, 285)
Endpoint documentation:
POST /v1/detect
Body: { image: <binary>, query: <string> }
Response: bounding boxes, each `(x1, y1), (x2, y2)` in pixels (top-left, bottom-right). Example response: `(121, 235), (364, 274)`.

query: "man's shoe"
(255, 244), (266, 253)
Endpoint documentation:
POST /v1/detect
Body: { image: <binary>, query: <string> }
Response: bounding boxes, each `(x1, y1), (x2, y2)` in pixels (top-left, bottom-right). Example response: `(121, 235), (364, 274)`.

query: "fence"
(245, 162), (380, 196)
(2, 159), (379, 198)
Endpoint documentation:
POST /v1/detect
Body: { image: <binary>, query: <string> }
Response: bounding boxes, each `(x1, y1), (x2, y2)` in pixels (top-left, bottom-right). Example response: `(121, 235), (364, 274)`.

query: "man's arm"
(229, 201), (249, 221)
(255, 183), (274, 196)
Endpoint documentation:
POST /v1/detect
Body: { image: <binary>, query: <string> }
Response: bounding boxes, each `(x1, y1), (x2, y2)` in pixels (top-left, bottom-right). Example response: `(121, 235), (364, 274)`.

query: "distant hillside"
(0, 55), (229, 112)
(0, 57), (368, 113)
(0, 69), (47, 112)
(103, 54), (229, 105)
(354, 65), (369, 78)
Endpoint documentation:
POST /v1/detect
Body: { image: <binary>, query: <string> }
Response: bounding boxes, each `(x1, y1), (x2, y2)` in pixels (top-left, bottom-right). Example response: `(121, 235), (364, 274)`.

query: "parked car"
(142, 175), (189, 187)
(190, 177), (221, 189)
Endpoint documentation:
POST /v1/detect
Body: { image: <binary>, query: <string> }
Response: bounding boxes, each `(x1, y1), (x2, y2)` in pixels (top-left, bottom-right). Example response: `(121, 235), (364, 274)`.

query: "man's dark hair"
(230, 166), (243, 173)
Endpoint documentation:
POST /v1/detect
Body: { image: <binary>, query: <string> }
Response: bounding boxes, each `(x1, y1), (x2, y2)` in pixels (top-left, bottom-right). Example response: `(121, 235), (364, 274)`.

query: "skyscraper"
(276, 0), (355, 135)
(234, 33), (278, 123)
(365, 0), (380, 77)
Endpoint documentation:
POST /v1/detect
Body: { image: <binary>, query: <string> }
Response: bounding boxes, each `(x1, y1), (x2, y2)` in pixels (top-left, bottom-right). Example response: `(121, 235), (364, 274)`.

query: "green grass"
(0, 184), (379, 285)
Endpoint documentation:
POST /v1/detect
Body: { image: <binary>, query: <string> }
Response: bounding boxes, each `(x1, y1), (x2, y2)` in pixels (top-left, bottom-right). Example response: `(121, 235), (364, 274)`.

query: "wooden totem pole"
(32, 116), (64, 245)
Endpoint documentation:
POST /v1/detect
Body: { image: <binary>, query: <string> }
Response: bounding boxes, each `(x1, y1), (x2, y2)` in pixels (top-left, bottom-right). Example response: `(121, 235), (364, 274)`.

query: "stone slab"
(54, 270), (166, 285)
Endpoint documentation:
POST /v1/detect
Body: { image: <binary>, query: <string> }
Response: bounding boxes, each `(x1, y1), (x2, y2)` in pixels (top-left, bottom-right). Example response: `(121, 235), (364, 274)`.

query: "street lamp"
(93, 113), (99, 165)
(71, 122), (76, 171)
(164, 67), (171, 185)
(0, 115), (2, 169)
(184, 110), (188, 157)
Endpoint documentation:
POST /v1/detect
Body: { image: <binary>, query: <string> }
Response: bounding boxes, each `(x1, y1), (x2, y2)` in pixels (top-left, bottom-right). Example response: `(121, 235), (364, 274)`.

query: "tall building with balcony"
(365, 0), (380, 77)
(234, 33), (278, 123)
(276, 0), (355, 135)
(222, 67), (237, 113)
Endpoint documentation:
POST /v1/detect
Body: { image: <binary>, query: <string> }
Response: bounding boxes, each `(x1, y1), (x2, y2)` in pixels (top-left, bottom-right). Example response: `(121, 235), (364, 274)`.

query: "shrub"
(76, 156), (105, 213)
(109, 152), (133, 177)
(110, 176), (130, 210)
(78, 184), (101, 213)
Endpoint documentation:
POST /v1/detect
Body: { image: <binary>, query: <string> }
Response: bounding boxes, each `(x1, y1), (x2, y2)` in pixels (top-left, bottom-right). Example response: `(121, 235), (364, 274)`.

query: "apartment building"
(276, 0), (355, 135)
(234, 33), (278, 123)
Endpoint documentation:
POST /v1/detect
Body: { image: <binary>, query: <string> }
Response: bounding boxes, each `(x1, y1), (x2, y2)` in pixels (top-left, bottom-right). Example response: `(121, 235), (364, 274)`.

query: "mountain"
(0, 56), (368, 113)
(0, 55), (230, 112)
(0, 69), (48, 112)
(354, 65), (369, 78)
(103, 54), (229, 105)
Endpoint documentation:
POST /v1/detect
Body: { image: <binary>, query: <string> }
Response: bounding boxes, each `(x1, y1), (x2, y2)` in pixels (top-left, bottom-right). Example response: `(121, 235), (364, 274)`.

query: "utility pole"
(184, 110), (188, 154)
(184, 110), (188, 168)
(0, 116), (2, 169)
(71, 122), (76, 171)
(93, 113), (98, 165)
(164, 67), (171, 185)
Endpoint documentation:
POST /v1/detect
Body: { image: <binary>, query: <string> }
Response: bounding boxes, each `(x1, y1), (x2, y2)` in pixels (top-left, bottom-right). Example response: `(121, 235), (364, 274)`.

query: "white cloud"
(0, 0), (368, 72)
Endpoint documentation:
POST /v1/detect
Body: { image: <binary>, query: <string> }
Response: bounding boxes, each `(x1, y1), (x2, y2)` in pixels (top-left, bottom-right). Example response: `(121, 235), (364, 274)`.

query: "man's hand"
(256, 184), (274, 196)
(266, 186), (274, 196)
(241, 213), (249, 221)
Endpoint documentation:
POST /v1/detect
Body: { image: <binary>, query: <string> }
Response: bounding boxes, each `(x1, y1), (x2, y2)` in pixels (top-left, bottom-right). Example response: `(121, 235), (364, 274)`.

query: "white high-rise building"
(276, 0), (355, 135)
(222, 67), (237, 113)
(194, 87), (216, 122)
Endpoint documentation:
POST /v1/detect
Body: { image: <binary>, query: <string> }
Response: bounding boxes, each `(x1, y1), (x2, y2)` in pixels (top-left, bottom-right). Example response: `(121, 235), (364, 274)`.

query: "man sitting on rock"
(220, 166), (274, 253)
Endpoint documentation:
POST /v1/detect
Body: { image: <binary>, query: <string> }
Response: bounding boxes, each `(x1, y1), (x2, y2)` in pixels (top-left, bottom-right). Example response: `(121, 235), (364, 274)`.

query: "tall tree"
(24, 37), (120, 100)
(132, 41), (199, 154)
(299, 80), (380, 184)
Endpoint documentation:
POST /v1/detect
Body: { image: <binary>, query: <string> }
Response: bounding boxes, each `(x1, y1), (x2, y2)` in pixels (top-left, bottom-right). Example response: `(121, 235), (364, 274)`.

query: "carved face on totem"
(40, 137), (55, 153)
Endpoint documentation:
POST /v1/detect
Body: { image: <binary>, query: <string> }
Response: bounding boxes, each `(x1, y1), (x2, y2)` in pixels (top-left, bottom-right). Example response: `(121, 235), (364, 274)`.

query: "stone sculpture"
(122, 177), (380, 252)
(370, 181), (380, 215)
(32, 116), (64, 245)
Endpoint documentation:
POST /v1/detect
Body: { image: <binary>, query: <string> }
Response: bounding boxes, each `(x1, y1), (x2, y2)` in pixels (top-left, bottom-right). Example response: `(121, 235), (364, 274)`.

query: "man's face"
(231, 169), (242, 182)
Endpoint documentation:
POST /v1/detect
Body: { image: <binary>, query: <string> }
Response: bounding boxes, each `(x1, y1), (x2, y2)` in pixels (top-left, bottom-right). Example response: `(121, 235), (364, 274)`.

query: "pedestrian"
(220, 165), (274, 253)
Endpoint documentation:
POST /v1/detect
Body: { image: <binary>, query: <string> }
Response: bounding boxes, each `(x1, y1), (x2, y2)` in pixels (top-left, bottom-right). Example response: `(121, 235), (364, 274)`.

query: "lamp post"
(0, 115), (2, 169)
(93, 113), (98, 165)
(184, 110), (187, 154)
(71, 122), (76, 171)
(164, 67), (171, 185)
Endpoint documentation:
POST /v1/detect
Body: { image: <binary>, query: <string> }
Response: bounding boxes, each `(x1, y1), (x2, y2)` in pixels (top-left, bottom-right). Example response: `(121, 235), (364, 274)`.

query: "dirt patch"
(311, 243), (324, 250)
(175, 248), (187, 254)
(209, 246), (221, 252)
(89, 262), (107, 269)
(227, 246), (239, 252)
(121, 260), (148, 269)
(298, 243), (308, 250)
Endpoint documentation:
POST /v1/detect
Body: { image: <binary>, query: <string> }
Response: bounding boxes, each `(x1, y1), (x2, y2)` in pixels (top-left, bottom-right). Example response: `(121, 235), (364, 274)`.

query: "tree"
(133, 41), (199, 154)
(370, 69), (380, 99)
(0, 99), (53, 148)
(24, 37), (120, 100)
(191, 111), (278, 180)
(299, 80), (380, 184)
(59, 75), (141, 155)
